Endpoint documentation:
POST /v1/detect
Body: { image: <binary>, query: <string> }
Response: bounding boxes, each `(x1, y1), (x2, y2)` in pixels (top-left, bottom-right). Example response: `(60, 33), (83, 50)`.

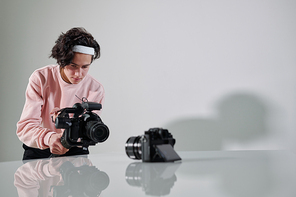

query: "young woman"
(17, 27), (105, 160)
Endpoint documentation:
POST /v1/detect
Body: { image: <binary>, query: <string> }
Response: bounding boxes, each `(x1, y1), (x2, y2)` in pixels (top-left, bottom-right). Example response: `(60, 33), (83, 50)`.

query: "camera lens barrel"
(85, 121), (110, 143)
(125, 136), (142, 160)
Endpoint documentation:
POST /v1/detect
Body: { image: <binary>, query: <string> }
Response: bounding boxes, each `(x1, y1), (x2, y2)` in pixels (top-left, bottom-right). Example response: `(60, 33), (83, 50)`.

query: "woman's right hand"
(50, 107), (60, 123)
(48, 133), (69, 155)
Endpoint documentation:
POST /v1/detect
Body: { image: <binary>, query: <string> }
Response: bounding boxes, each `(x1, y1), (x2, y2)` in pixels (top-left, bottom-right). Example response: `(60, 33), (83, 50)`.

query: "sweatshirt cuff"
(44, 132), (56, 146)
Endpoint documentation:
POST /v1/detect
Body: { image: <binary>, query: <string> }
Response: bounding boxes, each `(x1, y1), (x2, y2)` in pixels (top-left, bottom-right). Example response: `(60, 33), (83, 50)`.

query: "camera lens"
(85, 121), (110, 143)
(125, 136), (142, 160)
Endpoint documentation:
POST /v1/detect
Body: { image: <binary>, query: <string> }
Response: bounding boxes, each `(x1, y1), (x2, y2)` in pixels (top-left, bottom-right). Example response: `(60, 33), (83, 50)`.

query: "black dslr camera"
(125, 128), (181, 162)
(55, 101), (109, 149)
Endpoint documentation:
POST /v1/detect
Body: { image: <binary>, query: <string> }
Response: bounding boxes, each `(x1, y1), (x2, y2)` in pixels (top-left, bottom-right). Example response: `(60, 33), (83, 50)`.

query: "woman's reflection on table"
(14, 156), (109, 197)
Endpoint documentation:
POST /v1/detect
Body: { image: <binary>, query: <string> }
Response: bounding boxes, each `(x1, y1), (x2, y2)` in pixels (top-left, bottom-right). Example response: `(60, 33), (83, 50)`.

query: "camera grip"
(60, 133), (72, 149)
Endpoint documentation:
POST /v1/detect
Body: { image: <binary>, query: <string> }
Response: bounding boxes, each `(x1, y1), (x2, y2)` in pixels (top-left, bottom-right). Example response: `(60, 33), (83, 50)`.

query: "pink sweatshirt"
(16, 65), (105, 149)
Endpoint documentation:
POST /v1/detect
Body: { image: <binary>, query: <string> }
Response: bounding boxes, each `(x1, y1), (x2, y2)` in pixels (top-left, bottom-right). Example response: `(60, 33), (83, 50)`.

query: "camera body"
(126, 128), (181, 162)
(55, 101), (109, 149)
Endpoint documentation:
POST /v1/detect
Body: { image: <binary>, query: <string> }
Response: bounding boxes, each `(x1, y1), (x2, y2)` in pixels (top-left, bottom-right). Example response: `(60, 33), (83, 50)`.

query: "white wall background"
(0, 0), (295, 162)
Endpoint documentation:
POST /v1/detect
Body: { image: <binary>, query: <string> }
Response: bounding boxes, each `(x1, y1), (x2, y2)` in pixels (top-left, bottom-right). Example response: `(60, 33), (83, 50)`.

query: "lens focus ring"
(125, 136), (142, 160)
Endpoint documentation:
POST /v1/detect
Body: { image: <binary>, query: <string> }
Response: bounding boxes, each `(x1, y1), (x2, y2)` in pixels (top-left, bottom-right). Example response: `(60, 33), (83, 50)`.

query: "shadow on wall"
(165, 93), (268, 151)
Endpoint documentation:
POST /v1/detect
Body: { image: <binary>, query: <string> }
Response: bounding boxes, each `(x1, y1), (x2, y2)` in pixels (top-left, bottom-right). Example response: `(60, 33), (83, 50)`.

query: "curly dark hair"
(50, 27), (100, 67)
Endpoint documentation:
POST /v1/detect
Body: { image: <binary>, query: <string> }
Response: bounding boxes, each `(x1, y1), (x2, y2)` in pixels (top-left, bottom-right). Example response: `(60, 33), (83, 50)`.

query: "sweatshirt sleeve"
(16, 72), (55, 149)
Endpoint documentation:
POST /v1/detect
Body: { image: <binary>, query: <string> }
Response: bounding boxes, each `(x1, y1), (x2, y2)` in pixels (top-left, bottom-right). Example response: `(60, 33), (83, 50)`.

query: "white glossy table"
(1, 150), (296, 196)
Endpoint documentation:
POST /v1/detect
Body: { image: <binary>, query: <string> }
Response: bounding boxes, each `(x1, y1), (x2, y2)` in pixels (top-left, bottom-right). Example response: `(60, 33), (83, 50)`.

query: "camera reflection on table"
(125, 162), (181, 196)
(14, 156), (109, 197)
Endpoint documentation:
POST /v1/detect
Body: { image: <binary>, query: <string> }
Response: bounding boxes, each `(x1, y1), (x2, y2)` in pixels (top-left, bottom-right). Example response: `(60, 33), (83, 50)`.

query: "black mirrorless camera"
(125, 128), (181, 162)
(55, 101), (109, 149)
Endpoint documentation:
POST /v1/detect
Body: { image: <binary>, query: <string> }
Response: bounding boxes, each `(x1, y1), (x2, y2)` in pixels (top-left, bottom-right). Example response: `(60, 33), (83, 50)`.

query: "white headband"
(72, 45), (95, 55)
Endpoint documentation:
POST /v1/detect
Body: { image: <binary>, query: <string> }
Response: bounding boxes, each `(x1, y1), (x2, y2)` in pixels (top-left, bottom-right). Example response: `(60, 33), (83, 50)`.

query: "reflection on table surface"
(14, 156), (109, 197)
(125, 162), (181, 196)
(5, 150), (296, 196)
